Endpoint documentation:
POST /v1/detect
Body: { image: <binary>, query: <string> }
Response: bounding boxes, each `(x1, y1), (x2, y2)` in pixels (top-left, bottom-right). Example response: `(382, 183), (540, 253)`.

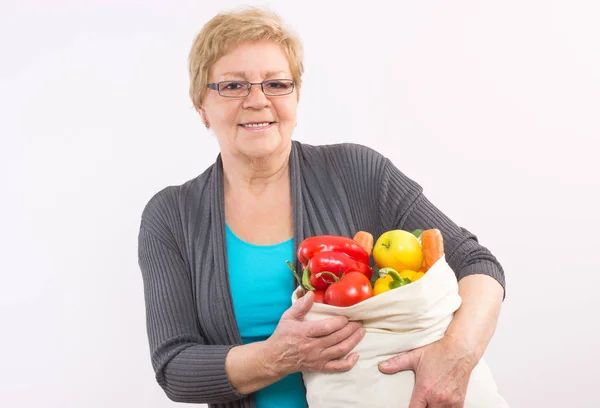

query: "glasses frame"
(206, 79), (295, 98)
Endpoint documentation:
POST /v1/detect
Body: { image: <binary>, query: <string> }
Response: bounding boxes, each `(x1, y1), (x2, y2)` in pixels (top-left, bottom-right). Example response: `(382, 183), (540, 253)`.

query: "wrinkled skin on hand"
(265, 291), (366, 376)
(378, 334), (476, 408)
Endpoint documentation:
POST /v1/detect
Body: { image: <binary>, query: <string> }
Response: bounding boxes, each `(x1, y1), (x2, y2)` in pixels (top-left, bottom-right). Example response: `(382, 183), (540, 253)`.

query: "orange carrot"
(353, 231), (374, 256)
(421, 229), (444, 271)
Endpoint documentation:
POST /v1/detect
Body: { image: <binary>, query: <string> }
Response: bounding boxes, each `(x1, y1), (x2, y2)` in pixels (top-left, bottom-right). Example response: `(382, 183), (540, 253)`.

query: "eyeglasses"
(207, 79), (295, 98)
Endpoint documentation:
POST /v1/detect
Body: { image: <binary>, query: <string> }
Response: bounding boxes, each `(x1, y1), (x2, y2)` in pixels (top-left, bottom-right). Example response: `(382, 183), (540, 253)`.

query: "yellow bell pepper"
(399, 270), (425, 282)
(412, 272), (425, 282)
(399, 270), (416, 281)
(372, 268), (411, 296)
(373, 274), (394, 296)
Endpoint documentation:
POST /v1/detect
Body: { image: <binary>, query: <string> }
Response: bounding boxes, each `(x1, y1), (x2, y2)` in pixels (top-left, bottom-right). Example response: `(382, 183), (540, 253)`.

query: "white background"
(2, 0), (599, 407)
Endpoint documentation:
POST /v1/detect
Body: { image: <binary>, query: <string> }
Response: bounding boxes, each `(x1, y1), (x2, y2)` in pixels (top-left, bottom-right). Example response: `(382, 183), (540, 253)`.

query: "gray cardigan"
(138, 141), (505, 408)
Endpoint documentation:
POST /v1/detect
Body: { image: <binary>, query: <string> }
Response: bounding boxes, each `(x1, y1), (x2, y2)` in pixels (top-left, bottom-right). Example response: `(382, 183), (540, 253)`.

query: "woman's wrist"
(441, 331), (478, 371)
(225, 341), (288, 395)
(260, 337), (294, 378)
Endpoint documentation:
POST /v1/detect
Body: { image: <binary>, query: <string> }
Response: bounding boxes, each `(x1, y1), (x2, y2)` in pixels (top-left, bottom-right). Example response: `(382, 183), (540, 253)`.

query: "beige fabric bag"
(291, 258), (509, 408)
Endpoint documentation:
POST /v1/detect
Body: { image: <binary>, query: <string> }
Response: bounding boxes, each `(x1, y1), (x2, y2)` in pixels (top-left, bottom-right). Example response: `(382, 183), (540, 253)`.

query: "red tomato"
(309, 252), (372, 290)
(313, 289), (326, 304)
(324, 272), (373, 307)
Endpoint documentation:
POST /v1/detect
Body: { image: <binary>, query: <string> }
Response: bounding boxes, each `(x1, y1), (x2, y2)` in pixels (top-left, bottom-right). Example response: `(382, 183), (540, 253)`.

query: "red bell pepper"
(297, 235), (372, 291)
(298, 235), (370, 267)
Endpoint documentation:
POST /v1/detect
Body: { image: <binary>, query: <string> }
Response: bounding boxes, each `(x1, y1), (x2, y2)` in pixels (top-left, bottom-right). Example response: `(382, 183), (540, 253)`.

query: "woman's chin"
(236, 131), (289, 159)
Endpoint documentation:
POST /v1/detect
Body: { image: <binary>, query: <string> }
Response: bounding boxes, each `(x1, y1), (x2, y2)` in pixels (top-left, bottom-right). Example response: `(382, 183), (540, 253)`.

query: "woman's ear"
(196, 106), (210, 129)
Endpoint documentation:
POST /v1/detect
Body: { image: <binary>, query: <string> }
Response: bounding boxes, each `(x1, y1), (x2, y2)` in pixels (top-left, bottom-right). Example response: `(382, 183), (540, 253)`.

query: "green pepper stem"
(286, 260), (302, 286)
(389, 277), (411, 289)
(302, 264), (316, 291)
(285, 261), (315, 290)
(315, 271), (339, 285)
(378, 267), (411, 289)
(378, 267), (401, 280)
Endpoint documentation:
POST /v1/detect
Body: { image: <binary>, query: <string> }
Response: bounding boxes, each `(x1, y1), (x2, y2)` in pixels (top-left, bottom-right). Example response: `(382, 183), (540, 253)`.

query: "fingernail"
(379, 361), (389, 367)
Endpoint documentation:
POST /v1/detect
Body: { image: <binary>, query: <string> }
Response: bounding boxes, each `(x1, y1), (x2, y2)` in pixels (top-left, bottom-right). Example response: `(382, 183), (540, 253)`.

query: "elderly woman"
(138, 7), (505, 408)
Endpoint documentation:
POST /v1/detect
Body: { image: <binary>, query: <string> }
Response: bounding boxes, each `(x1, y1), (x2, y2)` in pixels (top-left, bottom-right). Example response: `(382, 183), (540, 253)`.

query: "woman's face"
(202, 41), (298, 161)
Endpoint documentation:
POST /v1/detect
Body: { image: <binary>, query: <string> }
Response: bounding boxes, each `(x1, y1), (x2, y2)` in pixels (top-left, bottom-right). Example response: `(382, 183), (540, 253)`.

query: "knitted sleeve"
(377, 155), (506, 295)
(328, 142), (506, 296)
(138, 188), (246, 404)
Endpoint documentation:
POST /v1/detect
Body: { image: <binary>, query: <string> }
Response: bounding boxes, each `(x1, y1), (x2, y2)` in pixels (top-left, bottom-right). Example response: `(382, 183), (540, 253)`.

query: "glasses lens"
(263, 80), (294, 95)
(219, 81), (249, 97)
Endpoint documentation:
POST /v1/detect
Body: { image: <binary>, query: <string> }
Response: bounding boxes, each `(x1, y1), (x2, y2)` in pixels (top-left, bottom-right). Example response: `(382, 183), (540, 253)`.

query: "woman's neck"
(221, 143), (292, 195)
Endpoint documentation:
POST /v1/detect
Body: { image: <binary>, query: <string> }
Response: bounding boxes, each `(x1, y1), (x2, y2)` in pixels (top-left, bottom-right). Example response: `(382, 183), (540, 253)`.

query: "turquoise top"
(225, 224), (307, 408)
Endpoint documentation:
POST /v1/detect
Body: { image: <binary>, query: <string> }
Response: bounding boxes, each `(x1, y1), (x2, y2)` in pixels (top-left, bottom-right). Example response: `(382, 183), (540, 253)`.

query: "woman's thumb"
(286, 290), (314, 320)
(378, 351), (415, 374)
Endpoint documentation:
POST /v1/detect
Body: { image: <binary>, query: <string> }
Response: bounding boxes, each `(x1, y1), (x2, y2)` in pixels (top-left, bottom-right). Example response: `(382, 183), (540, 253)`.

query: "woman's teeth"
(242, 122), (270, 128)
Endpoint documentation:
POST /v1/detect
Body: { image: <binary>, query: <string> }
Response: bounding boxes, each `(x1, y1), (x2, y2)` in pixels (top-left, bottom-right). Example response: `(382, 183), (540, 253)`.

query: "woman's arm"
(139, 227), (244, 403)
(139, 226), (364, 402)
(376, 156), (506, 293)
(225, 291), (364, 395)
(447, 274), (504, 362)
(374, 157), (506, 407)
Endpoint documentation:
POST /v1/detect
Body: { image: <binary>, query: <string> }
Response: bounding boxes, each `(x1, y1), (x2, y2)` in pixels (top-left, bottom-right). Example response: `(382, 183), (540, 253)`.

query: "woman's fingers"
(317, 321), (363, 349)
(304, 315), (349, 338)
(272, 301), (367, 374)
(302, 318), (364, 370)
(321, 352), (360, 373)
(319, 324), (365, 363)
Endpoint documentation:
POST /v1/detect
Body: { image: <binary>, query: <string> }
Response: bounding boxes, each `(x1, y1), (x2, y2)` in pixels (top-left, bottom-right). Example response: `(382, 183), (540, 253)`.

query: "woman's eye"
(266, 81), (287, 89)
(224, 81), (245, 90)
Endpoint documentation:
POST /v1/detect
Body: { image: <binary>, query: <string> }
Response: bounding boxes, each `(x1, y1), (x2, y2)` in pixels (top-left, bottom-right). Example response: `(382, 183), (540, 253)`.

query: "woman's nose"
(243, 84), (270, 108)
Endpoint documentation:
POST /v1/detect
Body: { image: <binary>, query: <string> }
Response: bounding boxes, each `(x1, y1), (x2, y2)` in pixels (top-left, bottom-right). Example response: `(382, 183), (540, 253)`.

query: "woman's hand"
(378, 334), (475, 408)
(264, 291), (365, 376)
(376, 274), (504, 408)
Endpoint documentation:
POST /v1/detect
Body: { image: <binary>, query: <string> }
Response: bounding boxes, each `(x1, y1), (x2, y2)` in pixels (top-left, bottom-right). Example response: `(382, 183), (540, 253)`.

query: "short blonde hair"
(188, 6), (304, 109)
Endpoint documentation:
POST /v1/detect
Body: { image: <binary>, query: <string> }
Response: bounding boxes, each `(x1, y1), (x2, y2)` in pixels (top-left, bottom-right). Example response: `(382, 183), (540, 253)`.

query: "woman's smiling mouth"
(239, 121), (276, 131)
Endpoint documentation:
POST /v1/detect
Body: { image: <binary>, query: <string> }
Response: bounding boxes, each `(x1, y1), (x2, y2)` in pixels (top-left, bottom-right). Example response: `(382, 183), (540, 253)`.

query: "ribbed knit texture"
(138, 141), (506, 408)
